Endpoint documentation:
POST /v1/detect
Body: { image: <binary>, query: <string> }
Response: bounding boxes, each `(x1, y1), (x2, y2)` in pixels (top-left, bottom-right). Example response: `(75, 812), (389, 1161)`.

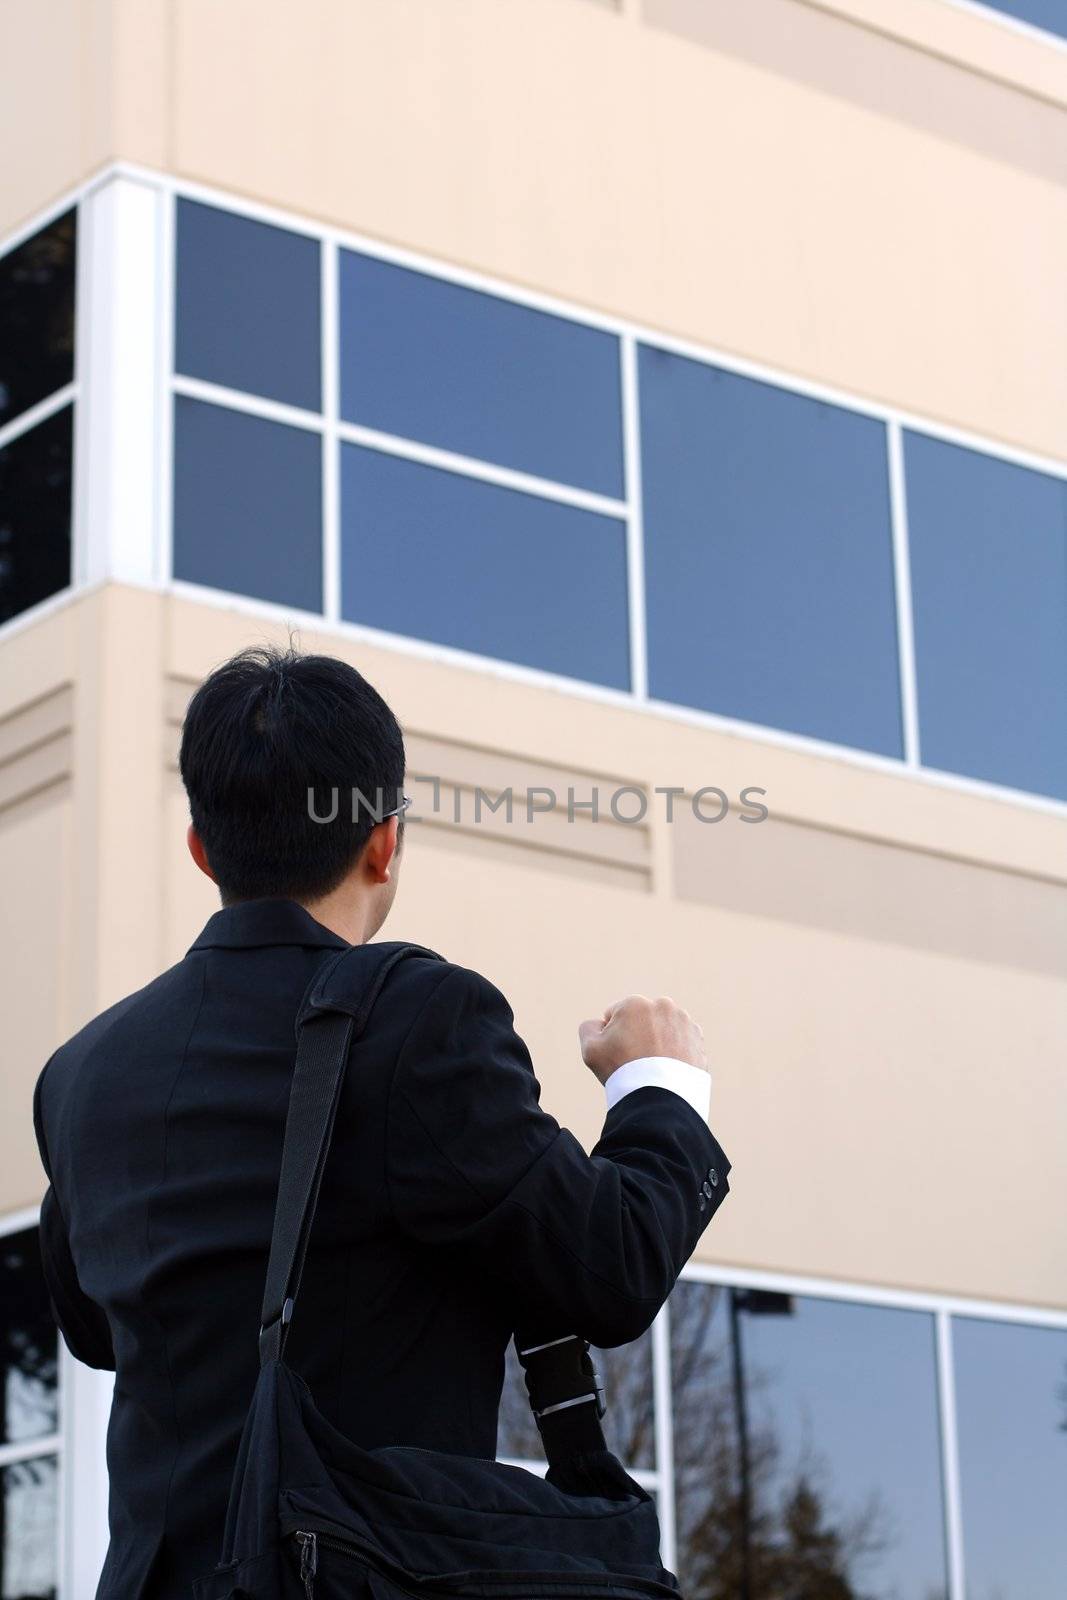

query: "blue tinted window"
(340, 447), (629, 687)
(173, 397), (322, 612)
(339, 253), (624, 497)
(905, 432), (1067, 800)
(0, 405), (72, 624)
(0, 211), (76, 429)
(639, 347), (903, 756)
(176, 200), (320, 410)
(670, 1282), (947, 1600)
(954, 1317), (1067, 1600)
(978, 1), (1067, 40)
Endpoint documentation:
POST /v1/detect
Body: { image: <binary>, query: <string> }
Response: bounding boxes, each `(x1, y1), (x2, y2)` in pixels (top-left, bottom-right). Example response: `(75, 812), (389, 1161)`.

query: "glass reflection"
(904, 431), (1067, 802)
(639, 346), (903, 759)
(669, 1281), (947, 1600)
(172, 396), (323, 613)
(340, 250), (624, 497)
(0, 407), (73, 626)
(0, 212), (75, 431)
(0, 1456), (57, 1600)
(953, 1316), (1067, 1600)
(340, 444), (630, 689)
(0, 1230), (58, 1447)
(498, 1331), (655, 1469)
(175, 199), (321, 411)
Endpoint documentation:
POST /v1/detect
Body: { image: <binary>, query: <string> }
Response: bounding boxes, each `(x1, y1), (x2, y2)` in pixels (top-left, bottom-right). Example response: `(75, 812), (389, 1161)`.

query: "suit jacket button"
(701, 1179), (714, 1199)
(708, 1167), (719, 1186)
(698, 1194), (707, 1212)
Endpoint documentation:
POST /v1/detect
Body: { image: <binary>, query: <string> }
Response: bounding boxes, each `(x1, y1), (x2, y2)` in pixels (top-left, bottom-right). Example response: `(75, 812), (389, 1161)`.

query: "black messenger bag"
(192, 940), (683, 1600)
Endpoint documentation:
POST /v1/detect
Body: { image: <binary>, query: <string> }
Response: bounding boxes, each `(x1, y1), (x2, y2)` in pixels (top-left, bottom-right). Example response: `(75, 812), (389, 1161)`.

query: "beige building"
(1, 2), (1065, 1596)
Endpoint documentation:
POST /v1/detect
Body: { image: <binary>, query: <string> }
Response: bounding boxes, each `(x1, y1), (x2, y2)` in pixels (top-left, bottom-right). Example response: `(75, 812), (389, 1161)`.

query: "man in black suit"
(32, 646), (730, 1600)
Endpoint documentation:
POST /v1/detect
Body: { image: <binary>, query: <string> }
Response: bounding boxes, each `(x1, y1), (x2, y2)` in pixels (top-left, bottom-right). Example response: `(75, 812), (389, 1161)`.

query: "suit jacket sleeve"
(386, 964), (731, 1348)
(32, 1065), (116, 1372)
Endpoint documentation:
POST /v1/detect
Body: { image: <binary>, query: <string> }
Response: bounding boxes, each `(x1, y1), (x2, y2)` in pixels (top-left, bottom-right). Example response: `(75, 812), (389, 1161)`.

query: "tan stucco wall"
(4, 584), (1066, 1313)
(2, 0), (1066, 463)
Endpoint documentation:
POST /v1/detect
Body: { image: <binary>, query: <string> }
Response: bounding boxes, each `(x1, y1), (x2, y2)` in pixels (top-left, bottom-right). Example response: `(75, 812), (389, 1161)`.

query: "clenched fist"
(578, 995), (707, 1087)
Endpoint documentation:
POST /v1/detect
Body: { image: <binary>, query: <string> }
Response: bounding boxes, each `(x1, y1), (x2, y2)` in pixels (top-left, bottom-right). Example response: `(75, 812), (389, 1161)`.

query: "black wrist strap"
(258, 942), (611, 1464)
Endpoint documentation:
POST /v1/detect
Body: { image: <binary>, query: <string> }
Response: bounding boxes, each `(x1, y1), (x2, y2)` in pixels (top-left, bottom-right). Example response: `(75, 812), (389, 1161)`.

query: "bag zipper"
(295, 1530), (318, 1598)
(294, 1529), (434, 1599)
(293, 1530), (431, 1600)
(291, 1526), (678, 1600)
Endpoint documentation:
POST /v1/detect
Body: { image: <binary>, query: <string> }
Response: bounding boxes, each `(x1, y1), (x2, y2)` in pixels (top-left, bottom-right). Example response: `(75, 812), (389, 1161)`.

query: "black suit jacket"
(32, 898), (731, 1600)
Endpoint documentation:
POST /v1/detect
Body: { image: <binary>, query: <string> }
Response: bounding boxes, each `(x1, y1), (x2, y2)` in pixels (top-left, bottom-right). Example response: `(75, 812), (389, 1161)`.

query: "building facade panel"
(159, 0), (1067, 458)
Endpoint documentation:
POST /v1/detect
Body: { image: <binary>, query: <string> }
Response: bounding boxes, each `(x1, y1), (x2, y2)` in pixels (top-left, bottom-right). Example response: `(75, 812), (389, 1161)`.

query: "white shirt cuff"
(603, 1056), (711, 1122)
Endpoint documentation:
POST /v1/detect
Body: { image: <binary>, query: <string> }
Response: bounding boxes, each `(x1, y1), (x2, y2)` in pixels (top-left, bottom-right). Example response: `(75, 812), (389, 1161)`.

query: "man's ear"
(187, 825), (218, 884)
(362, 816), (400, 884)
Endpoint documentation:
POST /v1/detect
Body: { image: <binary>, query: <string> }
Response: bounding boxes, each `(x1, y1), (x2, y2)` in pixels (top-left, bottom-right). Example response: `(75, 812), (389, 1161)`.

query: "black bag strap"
(258, 939), (611, 1463)
(514, 1331), (610, 1460)
(259, 941), (443, 1365)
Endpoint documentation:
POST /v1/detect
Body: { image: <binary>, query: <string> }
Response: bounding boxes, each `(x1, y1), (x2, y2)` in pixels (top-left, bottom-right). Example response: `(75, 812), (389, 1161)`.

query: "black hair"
(179, 645), (405, 904)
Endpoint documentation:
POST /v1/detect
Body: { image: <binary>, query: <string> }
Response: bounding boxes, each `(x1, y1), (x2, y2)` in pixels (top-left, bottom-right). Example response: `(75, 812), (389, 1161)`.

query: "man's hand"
(578, 995), (707, 1087)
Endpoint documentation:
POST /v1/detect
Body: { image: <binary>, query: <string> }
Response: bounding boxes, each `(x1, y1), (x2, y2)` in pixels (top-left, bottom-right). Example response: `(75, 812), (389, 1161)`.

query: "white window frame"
(3, 160), (1067, 824)
(154, 165), (1067, 822)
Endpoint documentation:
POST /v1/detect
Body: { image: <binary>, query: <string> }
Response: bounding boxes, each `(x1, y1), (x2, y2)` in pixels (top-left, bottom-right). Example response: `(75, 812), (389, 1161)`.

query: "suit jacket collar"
(188, 898), (350, 953)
